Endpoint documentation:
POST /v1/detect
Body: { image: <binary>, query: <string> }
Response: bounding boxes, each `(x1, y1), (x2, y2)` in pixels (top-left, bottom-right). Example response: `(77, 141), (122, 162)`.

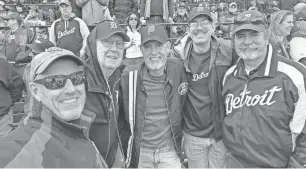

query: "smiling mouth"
(150, 56), (162, 61)
(107, 55), (118, 59)
(61, 98), (78, 104)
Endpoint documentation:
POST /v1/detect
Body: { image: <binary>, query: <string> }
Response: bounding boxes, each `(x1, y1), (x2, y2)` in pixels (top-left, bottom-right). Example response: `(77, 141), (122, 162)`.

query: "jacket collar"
(233, 44), (278, 78)
(138, 59), (174, 91)
(29, 98), (96, 139)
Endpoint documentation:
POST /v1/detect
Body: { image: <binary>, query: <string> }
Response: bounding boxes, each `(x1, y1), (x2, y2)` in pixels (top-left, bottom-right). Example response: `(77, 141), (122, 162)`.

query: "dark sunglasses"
(34, 71), (86, 90)
(235, 15), (266, 25)
(129, 17), (138, 21)
(297, 18), (306, 21)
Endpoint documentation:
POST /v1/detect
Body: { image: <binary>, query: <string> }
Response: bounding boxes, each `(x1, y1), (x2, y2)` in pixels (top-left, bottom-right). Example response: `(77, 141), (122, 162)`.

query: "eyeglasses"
(34, 71), (86, 90)
(189, 20), (211, 28)
(234, 15), (266, 25)
(101, 40), (125, 49)
(297, 18), (306, 21)
(130, 17), (138, 21)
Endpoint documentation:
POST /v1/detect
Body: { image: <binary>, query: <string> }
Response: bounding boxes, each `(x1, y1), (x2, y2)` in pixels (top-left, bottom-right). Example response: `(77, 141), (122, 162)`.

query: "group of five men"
(0, 5), (305, 169)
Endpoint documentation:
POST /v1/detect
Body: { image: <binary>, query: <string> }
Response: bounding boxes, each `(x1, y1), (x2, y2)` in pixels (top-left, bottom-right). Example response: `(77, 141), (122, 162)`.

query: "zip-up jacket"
(119, 57), (188, 167)
(82, 24), (123, 167)
(172, 35), (233, 140)
(49, 14), (89, 57)
(222, 44), (306, 167)
(0, 98), (108, 168)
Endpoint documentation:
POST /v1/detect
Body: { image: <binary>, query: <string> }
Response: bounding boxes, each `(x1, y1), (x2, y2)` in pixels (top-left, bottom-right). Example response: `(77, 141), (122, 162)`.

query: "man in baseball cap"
(222, 10), (306, 168)
(82, 20), (129, 167)
(120, 25), (188, 168)
(172, 6), (232, 168)
(0, 47), (109, 167)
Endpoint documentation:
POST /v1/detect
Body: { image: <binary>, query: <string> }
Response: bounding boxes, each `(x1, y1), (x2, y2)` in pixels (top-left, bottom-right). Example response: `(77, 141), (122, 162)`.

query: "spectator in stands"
(109, 0), (138, 24)
(279, 0), (306, 11)
(290, 8), (306, 66)
(76, 0), (112, 26)
(24, 6), (46, 27)
(172, 2), (189, 37)
(0, 1), (8, 27)
(1, 12), (35, 63)
(120, 25), (187, 168)
(82, 21), (129, 167)
(14, 2), (27, 19)
(269, 10), (294, 58)
(49, 0), (90, 57)
(222, 10), (306, 168)
(0, 57), (24, 138)
(172, 6), (232, 168)
(0, 48), (108, 168)
(140, 0), (174, 24)
(123, 13), (143, 71)
(210, 5), (218, 26)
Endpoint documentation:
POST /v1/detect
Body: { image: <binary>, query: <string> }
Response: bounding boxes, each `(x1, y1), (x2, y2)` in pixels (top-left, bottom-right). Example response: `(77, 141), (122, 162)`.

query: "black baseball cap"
(188, 7), (212, 23)
(296, 7), (306, 21)
(141, 25), (168, 44)
(232, 10), (268, 35)
(95, 21), (130, 42)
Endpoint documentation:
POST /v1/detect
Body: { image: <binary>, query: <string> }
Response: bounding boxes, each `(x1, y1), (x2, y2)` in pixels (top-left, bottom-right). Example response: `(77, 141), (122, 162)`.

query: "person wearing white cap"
(49, 0), (90, 58)
(0, 47), (108, 168)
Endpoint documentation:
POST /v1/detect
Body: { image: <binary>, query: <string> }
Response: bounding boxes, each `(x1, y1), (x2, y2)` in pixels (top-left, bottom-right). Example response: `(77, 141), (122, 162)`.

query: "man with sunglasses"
(290, 8), (306, 66)
(172, 6), (232, 168)
(222, 10), (306, 168)
(0, 47), (108, 168)
(82, 21), (130, 167)
(120, 25), (187, 168)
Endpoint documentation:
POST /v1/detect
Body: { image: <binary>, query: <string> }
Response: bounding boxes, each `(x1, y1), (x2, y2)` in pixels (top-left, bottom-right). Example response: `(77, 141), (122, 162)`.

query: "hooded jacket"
(82, 23), (123, 167)
(119, 57), (188, 167)
(172, 35), (233, 140)
(0, 98), (108, 168)
(49, 14), (89, 57)
(222, 44), (306, 167)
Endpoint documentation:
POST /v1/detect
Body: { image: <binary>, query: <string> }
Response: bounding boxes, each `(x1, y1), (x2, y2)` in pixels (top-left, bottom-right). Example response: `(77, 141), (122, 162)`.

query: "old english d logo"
(178, 82), (188, 95)
(148, 25), (155, 35)
(110, 22), (117, 29)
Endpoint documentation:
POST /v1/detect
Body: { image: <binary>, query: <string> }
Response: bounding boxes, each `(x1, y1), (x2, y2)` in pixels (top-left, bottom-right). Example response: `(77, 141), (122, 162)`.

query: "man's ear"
(29, 82), (41, 102)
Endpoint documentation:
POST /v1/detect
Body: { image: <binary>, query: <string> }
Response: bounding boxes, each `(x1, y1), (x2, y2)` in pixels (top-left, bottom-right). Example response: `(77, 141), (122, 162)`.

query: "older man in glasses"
(0, 47), (108, 168)
(172, 6), (232, 168)
(82, 21), (130, 167)
(222, 10), (306, 168)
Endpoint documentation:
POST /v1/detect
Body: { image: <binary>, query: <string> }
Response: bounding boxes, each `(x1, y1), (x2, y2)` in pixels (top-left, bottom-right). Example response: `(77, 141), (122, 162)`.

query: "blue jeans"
(138, 144), (181, 168)
(183, 131), (227, 168)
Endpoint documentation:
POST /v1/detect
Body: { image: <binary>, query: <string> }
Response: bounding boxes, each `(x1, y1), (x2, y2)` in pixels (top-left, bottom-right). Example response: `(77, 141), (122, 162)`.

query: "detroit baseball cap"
(141, 25), (168, 45)
(95, 21), (130, 42)
(1, 12), (22, 22)
(296, 7), (306, 21)
(59, 0), (71, 6)
(29, 47), (86, 82)
(188, 6), (212, 23)
(231, 10), (268, 35)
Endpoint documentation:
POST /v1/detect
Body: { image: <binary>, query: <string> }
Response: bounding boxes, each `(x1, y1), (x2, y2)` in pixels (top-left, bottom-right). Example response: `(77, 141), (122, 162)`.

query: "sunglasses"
(129, 17), (138, 21)
(235, 15), (266, 25)
(297, 18), (306, 21)
(34, 71), (86, 90)
(189, 20), (211, 28)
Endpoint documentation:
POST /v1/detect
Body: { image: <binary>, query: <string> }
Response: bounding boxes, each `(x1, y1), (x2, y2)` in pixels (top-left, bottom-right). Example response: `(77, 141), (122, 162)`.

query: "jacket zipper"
(239, 80), (248, 153)
(163, 81), (178, 151)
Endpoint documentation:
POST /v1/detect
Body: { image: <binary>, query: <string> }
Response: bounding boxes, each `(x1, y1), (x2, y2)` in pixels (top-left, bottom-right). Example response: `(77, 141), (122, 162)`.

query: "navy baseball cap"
(188, 7), (212, 23)
(232, 10), (268, 35)
(141, 25), (168, 44)
(95, 21), (130, 42)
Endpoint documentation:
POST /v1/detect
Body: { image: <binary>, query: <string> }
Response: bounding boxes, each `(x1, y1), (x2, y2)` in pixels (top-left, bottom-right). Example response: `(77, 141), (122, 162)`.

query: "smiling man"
(0, 47), (108, 168)
(120, 25), (188, 168)
(82, 21), (129, 167)
(222, 10), (306, 168)
(172, 6), (232, 168)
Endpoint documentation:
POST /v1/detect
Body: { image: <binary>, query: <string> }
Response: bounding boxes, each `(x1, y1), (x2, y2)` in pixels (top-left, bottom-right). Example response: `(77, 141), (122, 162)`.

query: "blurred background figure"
(109, 0), (138, 24)
(140, 0), (174, 24)
(76, 0), (112, 26)
(123, 13), (143, 72)
(172, 1), (189, 38)
(269, 10), (294, 58)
